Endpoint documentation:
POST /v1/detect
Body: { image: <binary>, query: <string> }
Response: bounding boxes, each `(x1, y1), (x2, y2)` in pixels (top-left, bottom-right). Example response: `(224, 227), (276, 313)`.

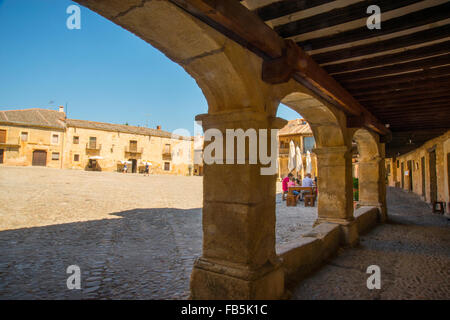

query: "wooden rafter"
(169, 0), (390, 135)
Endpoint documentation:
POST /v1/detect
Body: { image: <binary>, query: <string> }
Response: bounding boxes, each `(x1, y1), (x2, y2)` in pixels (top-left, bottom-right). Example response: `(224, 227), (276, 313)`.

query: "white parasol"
(295, 146), (302, 174)
(288, 140), (296, 172)
(306, 151), (312, 174)
(89, 156), (103, 160)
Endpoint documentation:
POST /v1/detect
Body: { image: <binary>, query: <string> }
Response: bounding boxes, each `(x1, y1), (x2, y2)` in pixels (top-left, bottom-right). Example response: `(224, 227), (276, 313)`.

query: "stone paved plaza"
(0, 166), (316, 299)
(292, 187), (450, 299)
(1, 167), (448, 299)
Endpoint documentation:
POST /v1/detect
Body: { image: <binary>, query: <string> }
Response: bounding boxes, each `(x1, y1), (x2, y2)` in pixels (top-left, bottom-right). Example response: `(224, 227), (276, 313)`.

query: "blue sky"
(0, 0), (300, 134)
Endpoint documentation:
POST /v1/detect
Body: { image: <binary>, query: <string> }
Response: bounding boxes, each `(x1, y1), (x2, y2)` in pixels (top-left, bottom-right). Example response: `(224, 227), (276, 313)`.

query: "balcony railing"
(162, 150), (172, 160)
(125, 146), (143, 154)
(279, 147), (289, 155)
(0, 137), (20, 147)
(86, 143), (101, 151)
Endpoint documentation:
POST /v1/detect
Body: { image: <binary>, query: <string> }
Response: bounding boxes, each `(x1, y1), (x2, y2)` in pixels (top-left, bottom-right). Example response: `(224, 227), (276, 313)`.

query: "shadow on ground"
(0, 208), (202, 300)
(290, 187), (450, 300)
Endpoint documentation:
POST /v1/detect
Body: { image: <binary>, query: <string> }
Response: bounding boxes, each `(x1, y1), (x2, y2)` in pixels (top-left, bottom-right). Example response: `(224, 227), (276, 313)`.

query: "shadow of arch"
(74, 0), (276, 114)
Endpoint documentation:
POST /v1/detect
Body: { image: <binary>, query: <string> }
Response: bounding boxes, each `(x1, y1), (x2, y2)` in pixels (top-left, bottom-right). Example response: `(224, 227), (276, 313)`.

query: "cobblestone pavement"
(0, 166), (316, 299)
(291, 187), (450, 299)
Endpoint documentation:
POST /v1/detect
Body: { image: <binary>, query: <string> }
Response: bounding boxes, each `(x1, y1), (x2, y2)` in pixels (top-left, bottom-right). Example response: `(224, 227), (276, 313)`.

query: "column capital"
(196, 108), (287, 130)
(313, 146), (351, 157)
(358, 156), (382, 164)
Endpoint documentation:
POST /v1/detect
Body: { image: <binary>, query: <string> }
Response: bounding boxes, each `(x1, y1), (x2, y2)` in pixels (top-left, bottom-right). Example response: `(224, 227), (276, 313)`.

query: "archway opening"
(274, 91), (347, 253)
(352, 128), (382, 215)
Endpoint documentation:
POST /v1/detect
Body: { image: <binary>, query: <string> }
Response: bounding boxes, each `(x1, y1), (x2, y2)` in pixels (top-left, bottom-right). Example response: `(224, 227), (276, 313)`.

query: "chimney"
(156, 125), (161, 130)
(58, 105), (64, 113)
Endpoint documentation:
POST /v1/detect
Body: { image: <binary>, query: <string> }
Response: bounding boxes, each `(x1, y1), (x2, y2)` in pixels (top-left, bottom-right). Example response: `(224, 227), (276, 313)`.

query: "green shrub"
(353, 177), (359, 189)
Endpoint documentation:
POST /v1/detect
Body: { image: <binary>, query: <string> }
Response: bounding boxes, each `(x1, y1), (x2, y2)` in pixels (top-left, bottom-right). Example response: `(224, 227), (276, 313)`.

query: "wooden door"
(448, 153), (450, 202)
(32, 150), (47, 166)
(429, 150), (437, 203)
(401, 162), (405, 189)
(407, 160), (413, 191)
(0, 149), (4, 164)
(0, 129), (6, 143)
(421, 156), (426, 198)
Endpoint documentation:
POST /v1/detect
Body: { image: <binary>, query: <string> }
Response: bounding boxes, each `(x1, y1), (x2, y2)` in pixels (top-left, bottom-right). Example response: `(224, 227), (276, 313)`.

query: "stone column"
(190, 108), (287, 300)
(313, 146), (359, 246)
(358, 148), (388, 222)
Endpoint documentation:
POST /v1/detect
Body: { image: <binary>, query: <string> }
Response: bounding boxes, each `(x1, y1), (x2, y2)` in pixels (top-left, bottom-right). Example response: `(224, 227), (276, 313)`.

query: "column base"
(314, 218), (359, 247)
(190, 257), (285, 300)
(358, 202), (388, 223)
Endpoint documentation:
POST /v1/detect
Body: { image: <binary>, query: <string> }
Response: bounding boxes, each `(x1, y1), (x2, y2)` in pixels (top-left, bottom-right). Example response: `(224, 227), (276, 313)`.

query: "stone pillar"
(313, 146), (359, 246)
(190, 108), (287, 300)
(358, 155), (387, 221)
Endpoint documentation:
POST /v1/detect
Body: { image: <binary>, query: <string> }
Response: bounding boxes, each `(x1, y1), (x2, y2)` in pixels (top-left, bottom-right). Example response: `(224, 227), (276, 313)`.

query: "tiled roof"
(0, 108), (66, 129)
(278, 119), (312, 136)
(66, 118), (191, 140)
(0, 108), (192, 140)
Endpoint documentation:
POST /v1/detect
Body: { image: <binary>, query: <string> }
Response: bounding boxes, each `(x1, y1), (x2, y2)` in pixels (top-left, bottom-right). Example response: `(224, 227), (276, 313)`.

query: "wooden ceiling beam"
(275, 0), (422, 38)
(325, 41), (450, 75)
(300, 2), (450, 52)
(333, 53), (450, 82)
(169, 0), (390, 135)
(254, 0), (333, 22)
(350, 78), (450, 96)
(358, 89), (450, 103)
(312, 24), (450, 64)
(343, 66), (450, 89)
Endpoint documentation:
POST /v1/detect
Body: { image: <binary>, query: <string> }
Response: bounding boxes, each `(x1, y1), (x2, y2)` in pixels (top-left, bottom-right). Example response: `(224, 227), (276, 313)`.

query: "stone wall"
(0, 124), (194, 176)
(0, 124), (65, 168)
(386, 130), (450, 212)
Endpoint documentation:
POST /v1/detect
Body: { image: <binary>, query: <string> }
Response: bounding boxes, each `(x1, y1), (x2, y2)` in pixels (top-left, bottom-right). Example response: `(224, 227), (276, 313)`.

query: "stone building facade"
(385, 130), (450, 213)
(0, 107), (194, 175)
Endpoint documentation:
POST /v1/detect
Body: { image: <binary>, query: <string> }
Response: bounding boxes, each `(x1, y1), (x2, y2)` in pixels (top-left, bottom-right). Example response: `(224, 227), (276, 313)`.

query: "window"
(89, 137), (97, 149)
(74, 154), (80, 162)
(163, 144), (171, 154)
(129, 140), (137, 152)
(397, 160), (399, 168)
(387, 164), (391, 175)
(0, 129), (6, 143)
(21, 132), (28, 142)
(73, 136), (79, 144)
(303, 136), (315, 153)
(52, 152), (60, 160)
(164, 162), (170, 171)
(52, 134), (59, 144)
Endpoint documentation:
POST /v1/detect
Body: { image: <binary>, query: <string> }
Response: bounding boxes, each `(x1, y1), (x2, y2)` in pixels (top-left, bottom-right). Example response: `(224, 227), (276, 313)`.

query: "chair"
(304, 195), (315, 207)
(432, 201), (445, 214)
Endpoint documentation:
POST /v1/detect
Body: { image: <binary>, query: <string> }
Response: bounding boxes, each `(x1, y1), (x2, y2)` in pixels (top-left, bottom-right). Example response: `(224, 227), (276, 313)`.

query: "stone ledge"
(354, 206), (379, 235)
(278, 223), (340, 284)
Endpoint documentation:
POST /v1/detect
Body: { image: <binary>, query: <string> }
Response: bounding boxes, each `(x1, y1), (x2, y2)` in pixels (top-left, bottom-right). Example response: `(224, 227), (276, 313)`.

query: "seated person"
(282, 173), (293, 200)
(299, 173), (315, 200)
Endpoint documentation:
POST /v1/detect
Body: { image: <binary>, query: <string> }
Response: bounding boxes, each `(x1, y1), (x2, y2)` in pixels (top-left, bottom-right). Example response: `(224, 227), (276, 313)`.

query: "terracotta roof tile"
(278, 119), (312, 136)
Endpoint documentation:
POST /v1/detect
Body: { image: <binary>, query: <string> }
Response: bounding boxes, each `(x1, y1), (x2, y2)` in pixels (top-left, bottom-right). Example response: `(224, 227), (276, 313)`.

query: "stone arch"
(75, 0), (277, 114)
(74, 0), (287, 300)
(272, 82), (357, 244)
(351, 128), (386, 220)
(352, 128), (381, 162)
(272, 82), (348, 149)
